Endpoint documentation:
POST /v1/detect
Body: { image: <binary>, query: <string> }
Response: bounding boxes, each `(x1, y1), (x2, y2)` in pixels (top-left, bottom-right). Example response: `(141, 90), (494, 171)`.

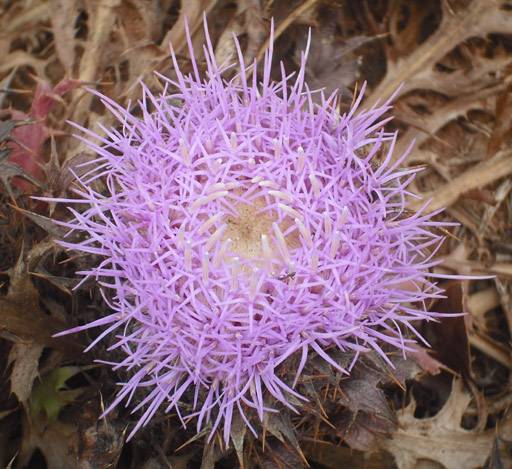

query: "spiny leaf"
(14, 206), (67, 238)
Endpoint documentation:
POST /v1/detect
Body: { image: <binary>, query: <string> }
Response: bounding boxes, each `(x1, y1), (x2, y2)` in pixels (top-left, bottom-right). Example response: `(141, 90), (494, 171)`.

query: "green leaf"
(30, 366), (83, 420)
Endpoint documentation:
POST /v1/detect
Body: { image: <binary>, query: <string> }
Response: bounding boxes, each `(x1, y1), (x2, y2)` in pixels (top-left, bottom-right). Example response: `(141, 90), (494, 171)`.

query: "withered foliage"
(0, 1), (511, 468)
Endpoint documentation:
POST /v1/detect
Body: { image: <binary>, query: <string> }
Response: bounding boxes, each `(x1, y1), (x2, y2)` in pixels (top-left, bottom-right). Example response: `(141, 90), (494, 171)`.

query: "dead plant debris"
(0, 1), (511, 468)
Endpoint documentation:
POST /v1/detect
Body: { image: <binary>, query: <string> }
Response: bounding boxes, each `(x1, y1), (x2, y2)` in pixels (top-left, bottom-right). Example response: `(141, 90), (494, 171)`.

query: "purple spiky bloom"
(52, 22), (453, 443)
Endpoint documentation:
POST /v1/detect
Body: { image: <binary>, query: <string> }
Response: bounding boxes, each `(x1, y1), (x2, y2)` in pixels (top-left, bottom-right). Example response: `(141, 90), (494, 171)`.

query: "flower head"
(55, 22), (448, 442)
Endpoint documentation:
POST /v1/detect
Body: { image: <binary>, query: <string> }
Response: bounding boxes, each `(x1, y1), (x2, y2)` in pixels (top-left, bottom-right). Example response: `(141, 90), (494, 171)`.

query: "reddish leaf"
(7, 78), (78, 191)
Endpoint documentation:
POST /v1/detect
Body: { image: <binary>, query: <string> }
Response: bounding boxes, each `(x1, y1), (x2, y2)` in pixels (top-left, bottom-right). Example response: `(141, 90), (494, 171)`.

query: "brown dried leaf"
(200, 442), (220, 469)
(230, 412), (247, 468)
(15, 207), (67, 239)
(304, 442), (394, 469)
(240, 0), (266, 63)
(406, 53), (511, 100)
(214, 18), (243, 68)
(409, 150), (512, 213)
(336, 409), (394, 451)
(19, 398), (125, 468)
(120, 0), (163, 43)
(81, 0), (122, 82)
(264, 412), (307, 466)
(72, 0), (122, 125)
(120, 44), (167, 99)
(0, 253), (81, 355)
(339, 376), (396, 425)
(327, 355), (400, 451)
(366, 0), (512, 107)
(381, 379), (512, 469)
(338, 357), (397, 425)
(260, 439), (306, 469)
(431, 282), (471, 377)
(49, 0), (79, 73)
(395, 85), (500, 163)
(18, 418), (78, 469)
(487, 85), (512, 158)
(160, 0), (219, 52)
(8, 342), (44, 404)
(0, 51), (47, 78)
(254, 0), (319, 67)
(295, 12), (372, 98)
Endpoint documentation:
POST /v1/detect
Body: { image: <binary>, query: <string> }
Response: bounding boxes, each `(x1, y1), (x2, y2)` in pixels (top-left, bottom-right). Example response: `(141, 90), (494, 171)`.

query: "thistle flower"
(53, 22), (452, 443)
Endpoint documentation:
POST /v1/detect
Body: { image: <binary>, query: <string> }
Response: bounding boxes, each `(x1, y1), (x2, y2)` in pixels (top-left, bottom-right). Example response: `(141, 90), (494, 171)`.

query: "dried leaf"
(0, 51), (47, 78)
(160, 0), (218, 52)
(8, 342), (44, 404)
(15, 207), (67, 239)
(230, 412), (247, 468)
(298, 23), (371, 97)
(18, 417), (78, 469)
(58, 151), (98, 192)
(304, 442), (394, 469)
(338, 358), (397, 426)
(240, 0), (266, 63)
(72, 0), (122, 125)
(0, 253), (82, 355)
(49, 0), (79, 72)
(339, 376), (396, 425)
(366, 0), (512, 107)
(264, 412), (307, 465)
(260, 438), (306, 469)
(431, 282), (471, 377)
(18, 395), (125, 468)
(381, 379), (512, 469)
(336, 409), (394, 451)
(409, 150), (512, 213)
(214, 18), (243, 68)
(487, 85), (512, 158)
(120, 0), (163, 43)
(200, 442), (218, 469)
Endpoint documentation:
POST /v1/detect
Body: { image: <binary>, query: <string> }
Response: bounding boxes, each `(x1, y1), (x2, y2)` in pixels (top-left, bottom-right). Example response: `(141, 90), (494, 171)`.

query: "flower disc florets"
(56, 23), (448, 442)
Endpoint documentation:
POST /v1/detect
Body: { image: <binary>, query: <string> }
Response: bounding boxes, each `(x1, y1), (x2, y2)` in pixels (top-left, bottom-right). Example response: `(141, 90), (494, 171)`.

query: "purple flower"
(53, 22), (451, 443)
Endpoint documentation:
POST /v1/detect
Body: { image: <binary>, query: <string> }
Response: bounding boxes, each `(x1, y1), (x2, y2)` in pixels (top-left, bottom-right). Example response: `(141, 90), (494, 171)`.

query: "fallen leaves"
(8, 342), (44, 404)
(49, 0), (80, 74)
(72, 0), (122, 125)
(381, 379), (512, 469)
(18, 398), (125, 469)
(335, 358), (398, 450)
(1, 0), (512, 467)
(0, 251), (82, 356)
(409, 149), (512, 213)
(365, 0), (512, 108)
